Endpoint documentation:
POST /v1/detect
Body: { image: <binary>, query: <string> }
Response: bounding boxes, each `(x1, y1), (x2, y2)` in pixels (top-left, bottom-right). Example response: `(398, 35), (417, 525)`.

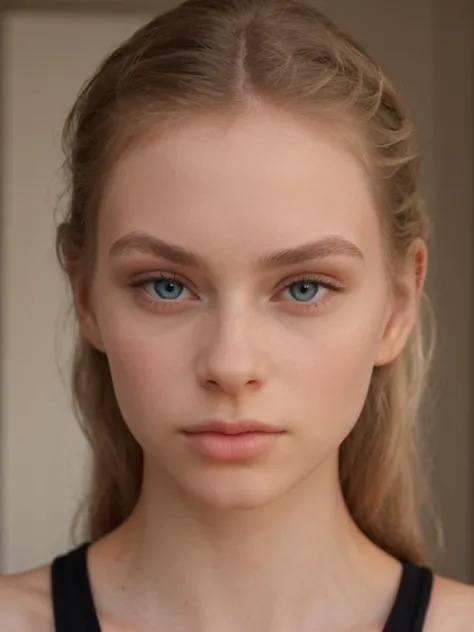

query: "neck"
(90, 456), (402, 632)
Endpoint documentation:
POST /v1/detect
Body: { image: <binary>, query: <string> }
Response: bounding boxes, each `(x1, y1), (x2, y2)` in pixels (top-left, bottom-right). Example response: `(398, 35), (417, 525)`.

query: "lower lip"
(181, 431), (284, 461)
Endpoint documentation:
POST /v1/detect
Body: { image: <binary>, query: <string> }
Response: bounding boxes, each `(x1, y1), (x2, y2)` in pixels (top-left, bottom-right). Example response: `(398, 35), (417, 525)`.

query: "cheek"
(282, 305), (385, 443)
(95, 306), (192, 442)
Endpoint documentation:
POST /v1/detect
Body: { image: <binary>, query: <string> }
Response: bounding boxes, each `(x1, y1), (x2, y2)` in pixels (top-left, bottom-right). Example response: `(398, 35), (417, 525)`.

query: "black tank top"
(51, 542), (434, 631)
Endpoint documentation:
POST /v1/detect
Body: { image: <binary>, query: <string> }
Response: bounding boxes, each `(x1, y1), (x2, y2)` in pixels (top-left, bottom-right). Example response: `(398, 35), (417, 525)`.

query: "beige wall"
(1, 0), (472, 581)
(0, 10), (151, 573)
(430, 0), (474, 582)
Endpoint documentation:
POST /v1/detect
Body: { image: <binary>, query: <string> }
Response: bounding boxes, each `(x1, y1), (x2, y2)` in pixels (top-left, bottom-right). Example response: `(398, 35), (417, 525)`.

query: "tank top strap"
(383, 560), (434, 631)
(50, 542), (101, 632)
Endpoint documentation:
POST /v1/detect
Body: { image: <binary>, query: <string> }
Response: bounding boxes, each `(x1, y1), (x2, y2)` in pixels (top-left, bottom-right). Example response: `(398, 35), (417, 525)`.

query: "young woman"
(1, 0), (473, 630)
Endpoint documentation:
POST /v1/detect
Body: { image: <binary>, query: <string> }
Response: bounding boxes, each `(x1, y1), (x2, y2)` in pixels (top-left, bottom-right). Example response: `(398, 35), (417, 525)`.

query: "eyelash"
(130, 272), (344, 313)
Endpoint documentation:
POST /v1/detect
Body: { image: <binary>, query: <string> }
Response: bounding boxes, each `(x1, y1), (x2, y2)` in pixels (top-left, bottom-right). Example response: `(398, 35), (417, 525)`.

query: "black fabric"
(51, 543), (433, 631)
(51, 542), (101, 632)
(383, 560), (434, 632)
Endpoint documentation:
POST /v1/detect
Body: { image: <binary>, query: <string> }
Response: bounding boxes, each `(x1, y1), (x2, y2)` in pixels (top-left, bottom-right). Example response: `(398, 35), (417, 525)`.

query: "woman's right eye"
(131, 273), (194, 309)
(141, 277), (190, 301)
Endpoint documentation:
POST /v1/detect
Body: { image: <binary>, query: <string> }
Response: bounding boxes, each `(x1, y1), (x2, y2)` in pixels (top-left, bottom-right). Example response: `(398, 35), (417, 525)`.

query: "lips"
(180, 421), (285, 461)
(182, 420), (284, 435)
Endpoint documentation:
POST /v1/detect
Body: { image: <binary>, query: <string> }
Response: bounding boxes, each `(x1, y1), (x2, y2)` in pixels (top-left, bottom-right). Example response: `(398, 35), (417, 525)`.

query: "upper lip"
(182, 420), (284, 435)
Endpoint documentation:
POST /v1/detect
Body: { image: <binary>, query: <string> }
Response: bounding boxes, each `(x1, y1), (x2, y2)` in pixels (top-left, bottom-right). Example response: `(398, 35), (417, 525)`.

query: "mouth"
(182, 420), (285, 435)
(180, 420), (285, 461)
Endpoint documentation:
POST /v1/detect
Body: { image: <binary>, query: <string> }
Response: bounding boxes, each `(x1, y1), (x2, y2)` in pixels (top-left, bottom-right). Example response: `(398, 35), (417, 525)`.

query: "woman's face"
(80, 108), (420, 508)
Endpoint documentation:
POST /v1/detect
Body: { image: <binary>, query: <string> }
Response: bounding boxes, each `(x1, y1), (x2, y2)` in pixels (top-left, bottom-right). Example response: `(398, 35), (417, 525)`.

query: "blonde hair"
(56, 0), (436, 564)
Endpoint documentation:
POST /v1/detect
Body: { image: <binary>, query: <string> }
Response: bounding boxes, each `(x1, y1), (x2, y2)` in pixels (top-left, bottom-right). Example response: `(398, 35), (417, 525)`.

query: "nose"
(196, 307), (267, 396)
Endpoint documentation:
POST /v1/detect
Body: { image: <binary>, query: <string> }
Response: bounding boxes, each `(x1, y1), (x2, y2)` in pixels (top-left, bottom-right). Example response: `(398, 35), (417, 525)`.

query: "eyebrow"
(109, 231), (364, 269)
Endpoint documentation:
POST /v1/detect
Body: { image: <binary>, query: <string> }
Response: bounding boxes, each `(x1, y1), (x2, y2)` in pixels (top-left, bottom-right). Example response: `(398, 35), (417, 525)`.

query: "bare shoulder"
(426, 574), (474, 631)
(0, 565), (53, 632)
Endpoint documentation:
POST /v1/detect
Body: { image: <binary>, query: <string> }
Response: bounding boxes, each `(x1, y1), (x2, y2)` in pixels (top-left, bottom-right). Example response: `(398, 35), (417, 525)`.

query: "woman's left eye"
(274, 275), (343, 310)
(279, 277), (328, 303)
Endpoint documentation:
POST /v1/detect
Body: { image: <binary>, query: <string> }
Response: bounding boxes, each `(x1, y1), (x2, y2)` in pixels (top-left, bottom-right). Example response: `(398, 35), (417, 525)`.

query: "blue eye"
(134, 275), (190, 302)
(286, 280), (321, 302)
(148, 278), (185, 300)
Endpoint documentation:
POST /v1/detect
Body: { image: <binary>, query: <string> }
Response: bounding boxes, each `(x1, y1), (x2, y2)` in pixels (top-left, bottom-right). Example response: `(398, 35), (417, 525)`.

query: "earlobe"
(71, 274), (106, 353)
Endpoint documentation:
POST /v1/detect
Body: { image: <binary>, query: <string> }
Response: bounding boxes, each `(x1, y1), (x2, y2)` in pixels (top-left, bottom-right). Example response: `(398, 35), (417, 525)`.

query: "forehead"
(99, 108), (381, 263)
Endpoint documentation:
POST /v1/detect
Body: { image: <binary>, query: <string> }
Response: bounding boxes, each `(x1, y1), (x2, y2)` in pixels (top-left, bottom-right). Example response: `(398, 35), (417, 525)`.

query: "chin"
(175, 466), (301, 511)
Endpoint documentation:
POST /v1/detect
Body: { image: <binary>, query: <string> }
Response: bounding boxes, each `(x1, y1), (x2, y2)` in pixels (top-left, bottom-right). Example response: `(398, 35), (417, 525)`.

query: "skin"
(1, 106), (473, 631)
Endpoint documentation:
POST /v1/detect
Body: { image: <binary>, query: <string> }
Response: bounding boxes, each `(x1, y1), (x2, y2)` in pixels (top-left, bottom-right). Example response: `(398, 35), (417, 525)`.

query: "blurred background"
(0, 0), (472, 582)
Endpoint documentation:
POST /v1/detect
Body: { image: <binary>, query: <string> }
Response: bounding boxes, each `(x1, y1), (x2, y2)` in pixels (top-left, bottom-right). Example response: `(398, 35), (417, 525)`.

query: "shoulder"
(426, 574), (474, 631)
(0, 565), (53, 632)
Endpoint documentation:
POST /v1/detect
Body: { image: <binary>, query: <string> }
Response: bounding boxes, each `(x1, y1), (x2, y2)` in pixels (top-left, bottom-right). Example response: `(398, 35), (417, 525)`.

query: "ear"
(70, 271), (106, 353)
(375, 239), (428, 367)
